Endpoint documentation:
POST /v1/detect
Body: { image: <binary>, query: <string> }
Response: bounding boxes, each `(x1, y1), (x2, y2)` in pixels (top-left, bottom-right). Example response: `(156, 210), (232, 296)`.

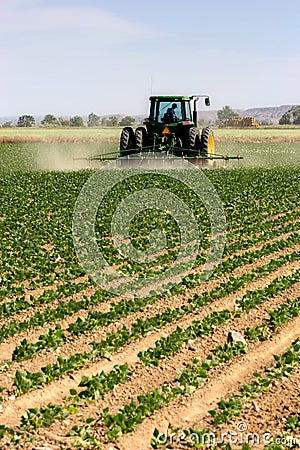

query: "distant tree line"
(2, 105), (299, 128)
(1, 113), (136, 128)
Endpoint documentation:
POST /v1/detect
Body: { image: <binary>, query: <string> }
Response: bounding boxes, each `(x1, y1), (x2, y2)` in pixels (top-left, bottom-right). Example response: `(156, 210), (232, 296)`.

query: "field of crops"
(0, 127), (300, 171)
(0, 128), (300, 449)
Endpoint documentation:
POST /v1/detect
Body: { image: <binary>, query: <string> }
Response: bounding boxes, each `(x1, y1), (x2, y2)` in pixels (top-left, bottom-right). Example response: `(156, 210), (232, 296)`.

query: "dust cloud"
(34, 144), (105, 171)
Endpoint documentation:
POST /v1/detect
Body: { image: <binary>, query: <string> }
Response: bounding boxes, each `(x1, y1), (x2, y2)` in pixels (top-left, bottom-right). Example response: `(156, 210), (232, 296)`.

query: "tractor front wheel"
(120, 127), (136, 157)
(200, 127), (215, 156)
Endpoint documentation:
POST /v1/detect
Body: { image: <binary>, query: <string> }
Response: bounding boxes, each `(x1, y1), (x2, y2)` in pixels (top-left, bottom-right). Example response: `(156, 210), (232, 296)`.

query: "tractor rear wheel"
(120, 127), (136, 157)
(185, 127), (201, 156)
(135, 127), (148, 148)
(200, 127), (215, 156)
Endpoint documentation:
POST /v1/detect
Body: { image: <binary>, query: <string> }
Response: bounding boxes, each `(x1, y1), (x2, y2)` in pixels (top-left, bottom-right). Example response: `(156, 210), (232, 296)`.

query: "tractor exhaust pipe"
(191, 95), (210, 126)
(193, 97), (198, 127)
(193, 110), (198, 127)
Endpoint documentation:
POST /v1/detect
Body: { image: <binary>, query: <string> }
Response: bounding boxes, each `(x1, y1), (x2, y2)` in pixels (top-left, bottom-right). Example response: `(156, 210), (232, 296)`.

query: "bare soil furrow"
(210, 367), (300, 449)
(1, 234), (299, 361)
(0, 274), (89, 305)
(1, 253), (299, 393)
(0, 284), (97, 330)
(1, 262), (300, 433)
(116, 315), (300, 450)
(30, 278), (300, 446)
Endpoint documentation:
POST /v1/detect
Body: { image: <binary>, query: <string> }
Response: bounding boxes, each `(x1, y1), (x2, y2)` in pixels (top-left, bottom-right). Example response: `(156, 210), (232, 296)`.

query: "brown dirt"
(212, 368), (300, 449)
(1, 217), (300, 449)
(12, 296), (300, 450)
(0, 136), (119, 144)
(116, 316), (300, 450)
(1, 241), (299, 395)
(1, 258), (299, 437)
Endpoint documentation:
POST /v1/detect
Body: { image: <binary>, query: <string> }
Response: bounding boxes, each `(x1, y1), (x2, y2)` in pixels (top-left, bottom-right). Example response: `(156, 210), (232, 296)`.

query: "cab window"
(183, 101), (192, 121)
(157, 101), (182, 123)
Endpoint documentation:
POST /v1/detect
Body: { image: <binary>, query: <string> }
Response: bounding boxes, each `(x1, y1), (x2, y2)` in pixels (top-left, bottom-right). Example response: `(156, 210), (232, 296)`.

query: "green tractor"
(119, 95), (215, 159)
(74, 95), (243, 164)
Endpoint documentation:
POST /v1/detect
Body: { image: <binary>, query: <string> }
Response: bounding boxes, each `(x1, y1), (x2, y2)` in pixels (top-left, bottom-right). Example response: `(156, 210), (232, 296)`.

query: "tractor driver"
(166, 103), (181, 123)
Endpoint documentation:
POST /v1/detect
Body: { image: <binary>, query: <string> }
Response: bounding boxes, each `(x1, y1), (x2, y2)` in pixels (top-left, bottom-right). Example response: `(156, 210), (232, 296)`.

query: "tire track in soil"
(1, 258), (300, 429)
(116, 315), (300, 450)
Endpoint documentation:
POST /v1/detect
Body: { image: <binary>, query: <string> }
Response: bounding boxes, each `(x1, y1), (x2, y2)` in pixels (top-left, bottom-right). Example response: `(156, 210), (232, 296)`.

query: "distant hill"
(237, 105), (295, 124)
(197, 105), (295, 125)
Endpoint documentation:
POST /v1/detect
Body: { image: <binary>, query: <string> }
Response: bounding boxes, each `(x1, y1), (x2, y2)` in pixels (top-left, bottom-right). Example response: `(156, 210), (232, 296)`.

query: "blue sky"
(0, 0), (299, 116)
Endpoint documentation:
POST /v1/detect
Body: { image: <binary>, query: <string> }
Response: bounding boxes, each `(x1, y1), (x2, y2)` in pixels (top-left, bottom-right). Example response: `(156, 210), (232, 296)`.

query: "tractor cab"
(148, 96), (193, 124)
(143, 96), (196, 144)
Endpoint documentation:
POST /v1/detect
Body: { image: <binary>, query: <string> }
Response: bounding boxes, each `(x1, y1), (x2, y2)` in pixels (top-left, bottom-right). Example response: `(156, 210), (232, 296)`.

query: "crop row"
(98, 230), (300, 299)
(151, 339), (300, 449)
(0, 342), (247, 447)
(182, 231), (300, 289)
(11, 265), (300, 395)
(138, 267), (300, 366)
(223, 218), (300, 256)
(3, 228), (299, 358)
(98, 208), (300, 279)
(0, 288), (110, 344)
(12, 242), (300, 362)
(1, 168), (299, 291)
(0, 279), (91, 320)
(225, 208), (300, 242)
